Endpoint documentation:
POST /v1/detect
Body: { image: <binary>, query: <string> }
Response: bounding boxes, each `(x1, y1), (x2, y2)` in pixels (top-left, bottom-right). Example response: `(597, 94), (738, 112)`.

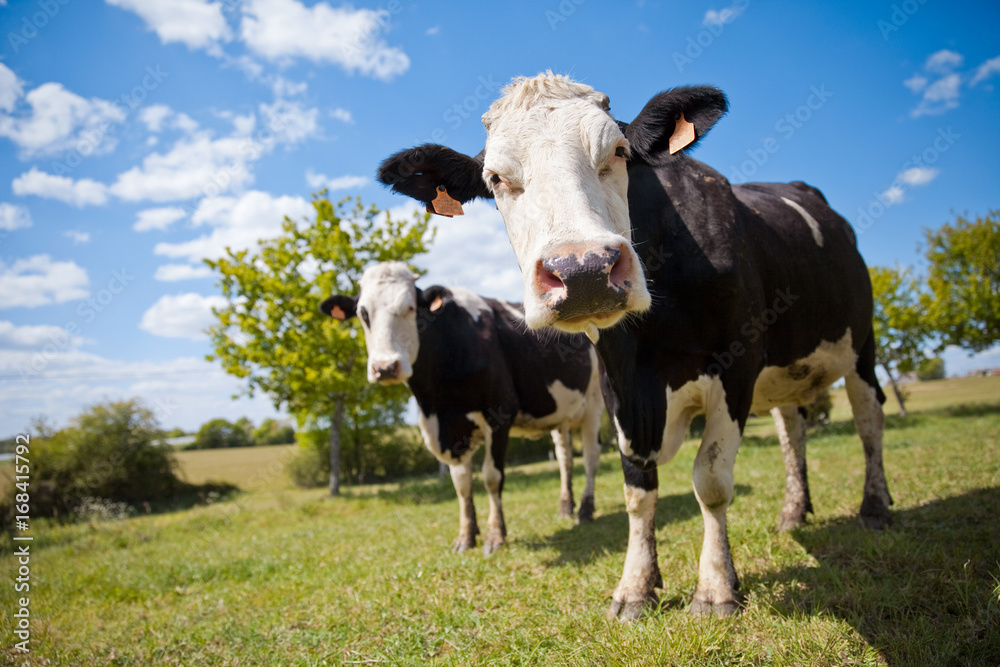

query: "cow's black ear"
(624, 86), (728, 165)
(417, 285), (450, 313)
(320, 295), (357, 321)
(377, 144), (493, 206)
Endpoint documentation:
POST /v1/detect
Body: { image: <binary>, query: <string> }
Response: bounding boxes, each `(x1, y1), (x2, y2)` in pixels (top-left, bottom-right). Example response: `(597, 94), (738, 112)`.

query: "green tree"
(206, 196), (432, 495)
(870, 265), (929, 416)
(917, 356), (946, 381)
(253, 418), (296, 445)
(923, 210), (1000, 352)
(193, 418), (252, 449)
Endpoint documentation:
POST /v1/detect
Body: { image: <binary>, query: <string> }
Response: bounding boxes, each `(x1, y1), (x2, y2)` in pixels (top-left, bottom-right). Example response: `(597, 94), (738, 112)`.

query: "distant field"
(1, 375), (998, 665)
(172, 443), (298, 491)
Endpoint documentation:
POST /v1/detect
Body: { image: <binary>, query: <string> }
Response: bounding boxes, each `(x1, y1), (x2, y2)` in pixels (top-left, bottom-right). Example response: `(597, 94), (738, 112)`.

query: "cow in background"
(321, 262), (604, 554)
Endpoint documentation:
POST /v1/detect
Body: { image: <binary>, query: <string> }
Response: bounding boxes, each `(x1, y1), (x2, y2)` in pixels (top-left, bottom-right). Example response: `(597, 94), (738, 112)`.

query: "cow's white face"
(481, 75), (651, 335)
(355, 263), (420, 384)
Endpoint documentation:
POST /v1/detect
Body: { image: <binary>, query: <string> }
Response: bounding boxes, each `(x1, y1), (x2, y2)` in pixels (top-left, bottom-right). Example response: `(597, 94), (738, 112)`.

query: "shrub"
(918, 356), (946, 381)
(18, 399), (186, 519)
(193, 418), (253, 449)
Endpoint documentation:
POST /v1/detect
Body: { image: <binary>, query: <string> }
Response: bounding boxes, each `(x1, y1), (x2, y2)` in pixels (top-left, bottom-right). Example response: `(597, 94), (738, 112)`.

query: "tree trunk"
(329, 395), (345, 496)
(882, 363), (908, 417)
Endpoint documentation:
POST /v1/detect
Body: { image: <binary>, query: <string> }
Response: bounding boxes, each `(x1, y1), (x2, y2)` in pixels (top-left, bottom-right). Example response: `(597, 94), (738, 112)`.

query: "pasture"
(2, 376), (999, 665)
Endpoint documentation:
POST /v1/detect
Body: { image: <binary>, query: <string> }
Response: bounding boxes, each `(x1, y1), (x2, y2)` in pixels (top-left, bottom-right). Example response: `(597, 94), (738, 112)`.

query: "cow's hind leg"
(772, 405), (813, 531)
(846, 332), (893, 529)
(552, 425), (576, 519)
(608, 455), (662, 621)
(577, 394), (602, 523)
(449, 459), (479, 552)
(689, 406), (743, 617)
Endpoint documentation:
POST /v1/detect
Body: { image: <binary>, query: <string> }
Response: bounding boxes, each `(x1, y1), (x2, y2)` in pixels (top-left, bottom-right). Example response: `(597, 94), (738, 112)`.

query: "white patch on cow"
(356, 262), (420, 383)
(498, 300), (526, 322)
(656, 375), (727, 465)
(750, 329), (856, 414)
(511, 379), (587, 435)
(450, 287), (490, 323)
(781, 196), (824, 247)
(480, 73), (651, 331)
(613, 413), (634, 459)
(469, 410), (506, 552)
(417, 410), (474, 467)
(611, 483), (660, 615)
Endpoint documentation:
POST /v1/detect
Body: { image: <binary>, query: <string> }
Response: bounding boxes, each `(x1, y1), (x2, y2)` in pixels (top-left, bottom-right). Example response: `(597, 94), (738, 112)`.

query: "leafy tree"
(206, 196), (432, 495)
(922, 211), (1000, 352)
(917, 356), (946, 381)
(193, 418), (253, 449)
(253, 418), (296, 445)
(869, 265), (929, 416)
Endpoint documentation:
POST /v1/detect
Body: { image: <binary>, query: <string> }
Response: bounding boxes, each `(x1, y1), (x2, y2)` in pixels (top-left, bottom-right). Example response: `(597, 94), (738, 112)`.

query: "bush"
(13, 399), (186, 520)
(253, 418), (296, 445)
(192, 418), (253, 449)
(918, 356), (946, 381)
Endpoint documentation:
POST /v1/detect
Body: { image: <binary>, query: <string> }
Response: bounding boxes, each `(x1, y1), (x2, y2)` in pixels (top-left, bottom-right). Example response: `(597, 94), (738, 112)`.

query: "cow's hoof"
(452, 536), (476, 553)
(689, 597), (741, 617)
(577, 496), (595, 523)
(776, 509), (807, 532)
(559, 498), (574, 519)
(482, 531), (505, 555)
(607, 593), (658, 622)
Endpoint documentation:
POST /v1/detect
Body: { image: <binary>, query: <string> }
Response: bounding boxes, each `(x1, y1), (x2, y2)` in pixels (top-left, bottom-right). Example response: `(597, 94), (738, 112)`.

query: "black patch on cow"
(787, 363), (811, 381)
(625, 86), (728, 166)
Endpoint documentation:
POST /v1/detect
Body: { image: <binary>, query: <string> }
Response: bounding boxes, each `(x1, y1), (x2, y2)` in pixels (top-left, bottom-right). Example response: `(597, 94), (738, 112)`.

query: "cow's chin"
(369, 376), (409, 386)
(522, 305), (626, 334)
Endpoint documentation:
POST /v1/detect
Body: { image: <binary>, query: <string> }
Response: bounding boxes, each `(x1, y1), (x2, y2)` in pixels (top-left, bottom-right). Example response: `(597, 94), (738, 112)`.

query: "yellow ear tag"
(668, 114), (696, 154)
(429, 296), (444, 312)
(428, 185), (465, 217)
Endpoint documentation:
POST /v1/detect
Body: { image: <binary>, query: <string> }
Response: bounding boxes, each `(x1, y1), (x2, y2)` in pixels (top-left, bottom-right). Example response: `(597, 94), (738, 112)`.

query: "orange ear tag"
(668, 113), (696, 154)
(330, 305), (346, 320)
(429, 296), (444, 312)
(429, 185), (465, 217)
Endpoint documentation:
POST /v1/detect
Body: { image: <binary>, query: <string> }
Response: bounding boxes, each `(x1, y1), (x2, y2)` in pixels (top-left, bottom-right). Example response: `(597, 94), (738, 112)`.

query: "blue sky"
(0, 0), (998, 436)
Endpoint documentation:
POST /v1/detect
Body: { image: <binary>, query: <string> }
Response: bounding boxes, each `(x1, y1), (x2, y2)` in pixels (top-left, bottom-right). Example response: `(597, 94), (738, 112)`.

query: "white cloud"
(259, 99), (319, 144)
(0, 321), (85, 350)
(425, 26), (440, 36)
(704, 3), (745, 25)
(0, 80), (127, 158)
(133, 206), (188, 232)
(105, 0), (232, 51)
(970, 55), (1000, 86)
(139, 292), (228, 339)
(109, 132), (255, 202)
(0, 62), (23, 113)
(154, 263), (213, 281)
(880, 185), (906, 205)
(239, 0), (410, 80)
(898, 167), (939, 187)
(305, 169), (369, 192)
(138, 104), (174, 132)
(0, 202), (32, 231)
(0, 254), (89, 309)
(331, 108), (354, 124)
(12, 167), (110, 207)
(911, 73), (961, 117)
(903, 74), (928, 93)
(63, 230), (91, 244)
(924, 49), (963, 74)
(153, 190), (313, 264)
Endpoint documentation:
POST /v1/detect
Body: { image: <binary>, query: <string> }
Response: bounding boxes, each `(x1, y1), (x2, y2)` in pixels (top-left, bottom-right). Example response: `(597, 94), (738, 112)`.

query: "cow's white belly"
(512, 379), (587, 437)
(750, 329), (856, 414)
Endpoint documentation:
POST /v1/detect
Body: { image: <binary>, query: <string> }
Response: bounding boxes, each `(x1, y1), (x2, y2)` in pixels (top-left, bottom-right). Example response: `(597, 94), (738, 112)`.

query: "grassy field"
(2, 376), (999, 665)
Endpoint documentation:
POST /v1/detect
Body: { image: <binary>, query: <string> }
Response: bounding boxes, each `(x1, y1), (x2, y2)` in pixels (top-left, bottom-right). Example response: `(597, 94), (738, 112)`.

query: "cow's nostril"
(537, 260), (565, 291)
(608, 245), (633, 289)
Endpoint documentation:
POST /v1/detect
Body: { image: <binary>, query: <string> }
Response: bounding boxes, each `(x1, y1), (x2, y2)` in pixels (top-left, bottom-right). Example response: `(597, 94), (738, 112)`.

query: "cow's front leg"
(449, 459), (479, 552)
(771, 405), (813, 531)
(551, 425), (575, 518)
(689, 408), (743, 616)
(608, 454), (661, 621)
(479, 419), (509, 555)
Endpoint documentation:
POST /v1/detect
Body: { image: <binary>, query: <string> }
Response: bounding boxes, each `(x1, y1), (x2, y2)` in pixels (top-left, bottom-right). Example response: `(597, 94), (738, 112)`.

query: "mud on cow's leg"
(771, 405), (813, 531)
(608, 454), (662, 621)
(552, 425), (576, 519)
(449, 459), (478, 552)
(689, 410), (743, 617)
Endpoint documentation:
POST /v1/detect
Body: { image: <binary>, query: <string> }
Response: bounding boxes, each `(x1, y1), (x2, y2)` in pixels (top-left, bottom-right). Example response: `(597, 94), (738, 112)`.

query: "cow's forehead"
(358, 263), (415, 311)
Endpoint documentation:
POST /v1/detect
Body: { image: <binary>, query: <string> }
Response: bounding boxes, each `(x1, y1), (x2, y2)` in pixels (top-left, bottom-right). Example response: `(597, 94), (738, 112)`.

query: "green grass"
(2, 377), (999, 665)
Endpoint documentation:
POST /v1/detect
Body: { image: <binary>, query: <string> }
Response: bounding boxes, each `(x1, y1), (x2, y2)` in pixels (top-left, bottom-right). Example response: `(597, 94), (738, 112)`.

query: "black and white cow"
(320, 262), (604, 555)
(377, 74), (893, 619)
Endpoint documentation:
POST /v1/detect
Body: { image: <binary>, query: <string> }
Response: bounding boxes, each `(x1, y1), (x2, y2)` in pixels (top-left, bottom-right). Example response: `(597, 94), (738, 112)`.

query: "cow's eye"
(359, 307), (370, 327)
(615, 146), (627, 158)
(490, 174), (502, 186)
